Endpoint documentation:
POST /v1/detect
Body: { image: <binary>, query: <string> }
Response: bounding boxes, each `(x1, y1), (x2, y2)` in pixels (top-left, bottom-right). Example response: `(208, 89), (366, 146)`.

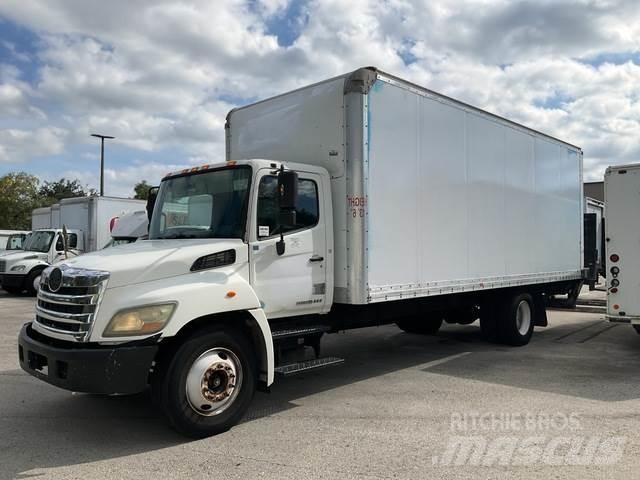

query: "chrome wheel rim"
(516, 300), (532, 336)
(185, 347), (242, 417)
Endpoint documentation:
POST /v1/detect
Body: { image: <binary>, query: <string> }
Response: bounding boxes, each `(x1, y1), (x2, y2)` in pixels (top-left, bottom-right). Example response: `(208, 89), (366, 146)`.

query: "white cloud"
(0, 127), (68, 163)
(0, 0), (638, 188)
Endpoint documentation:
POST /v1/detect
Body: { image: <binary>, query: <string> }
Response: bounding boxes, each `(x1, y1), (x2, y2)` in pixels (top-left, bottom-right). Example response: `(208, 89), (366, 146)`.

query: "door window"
(256, 176), (319, 238)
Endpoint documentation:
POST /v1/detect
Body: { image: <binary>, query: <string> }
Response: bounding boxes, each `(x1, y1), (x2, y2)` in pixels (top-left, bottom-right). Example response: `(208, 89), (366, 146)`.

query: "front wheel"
(157, 328), (257, 438)
(26, 269), (43, 296)
(2, 285), (23, 295)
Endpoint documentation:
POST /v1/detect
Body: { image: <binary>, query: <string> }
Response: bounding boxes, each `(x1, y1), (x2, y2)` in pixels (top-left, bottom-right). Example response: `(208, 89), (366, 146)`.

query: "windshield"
(6, 233), (27, 250)
(149, 166), (252, 240)
(23, 231), (55, 253)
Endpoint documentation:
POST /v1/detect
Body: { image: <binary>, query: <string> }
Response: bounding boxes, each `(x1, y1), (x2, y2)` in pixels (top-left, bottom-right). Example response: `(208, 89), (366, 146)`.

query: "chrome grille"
(0, 260), (6, 273)
(33, 265), (109, 342)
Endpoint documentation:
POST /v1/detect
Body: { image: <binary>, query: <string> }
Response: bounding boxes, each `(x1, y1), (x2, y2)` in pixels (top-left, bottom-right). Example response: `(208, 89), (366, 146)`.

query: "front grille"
(33, 266), (109, 342)
(0, 260), (5, 273)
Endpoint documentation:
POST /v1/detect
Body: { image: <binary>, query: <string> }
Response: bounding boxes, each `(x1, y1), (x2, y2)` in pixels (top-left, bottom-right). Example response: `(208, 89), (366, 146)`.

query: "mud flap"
(533, 294), (548, 327)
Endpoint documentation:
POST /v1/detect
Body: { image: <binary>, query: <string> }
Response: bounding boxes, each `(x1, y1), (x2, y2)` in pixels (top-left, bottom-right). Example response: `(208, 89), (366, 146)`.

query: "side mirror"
(146, 186), (160, 223)
(277, 170), (298, 210)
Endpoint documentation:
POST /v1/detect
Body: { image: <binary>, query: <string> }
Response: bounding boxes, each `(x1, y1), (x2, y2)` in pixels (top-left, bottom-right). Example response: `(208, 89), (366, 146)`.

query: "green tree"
(39, 178), (95, 202)
(133, 180), (152, 200)
(0, 172), (41, 230)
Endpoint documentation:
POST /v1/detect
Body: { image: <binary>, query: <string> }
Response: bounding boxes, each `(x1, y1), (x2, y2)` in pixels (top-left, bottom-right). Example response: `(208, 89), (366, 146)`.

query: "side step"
(271, 326), (329, 340)
(274, 357), (345, 377)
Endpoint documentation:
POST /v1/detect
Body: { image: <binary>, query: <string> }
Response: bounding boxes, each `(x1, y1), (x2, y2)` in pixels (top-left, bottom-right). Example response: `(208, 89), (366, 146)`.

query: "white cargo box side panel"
(227, 77), (346, 178)
(32, 207), (52, 230)
(605, 165), (640, 320)
(94, 198), (147, 250)
(366, 78), (582, 301)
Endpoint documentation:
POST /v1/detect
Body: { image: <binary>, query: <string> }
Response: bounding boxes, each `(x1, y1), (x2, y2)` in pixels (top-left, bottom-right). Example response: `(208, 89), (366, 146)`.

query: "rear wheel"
(496, 293), (535, 346)
(157, 328), (257, 438)
(396, 315), (443, 335)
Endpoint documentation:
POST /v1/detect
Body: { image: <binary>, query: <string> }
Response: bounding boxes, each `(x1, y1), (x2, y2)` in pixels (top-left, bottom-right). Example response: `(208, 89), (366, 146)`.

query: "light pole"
(90, 133), (115, 196)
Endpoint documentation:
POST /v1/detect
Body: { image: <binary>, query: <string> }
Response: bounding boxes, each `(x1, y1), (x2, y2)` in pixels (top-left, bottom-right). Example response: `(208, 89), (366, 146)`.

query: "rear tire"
(633, 325), (640, 335)
(157, 328), (257, 438)
(496, 293), (535, 346)
(396, 315), (443, 335)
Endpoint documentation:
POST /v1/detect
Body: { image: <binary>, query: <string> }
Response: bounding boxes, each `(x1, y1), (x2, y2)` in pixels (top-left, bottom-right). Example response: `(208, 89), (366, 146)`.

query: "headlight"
(103, 303), (176, 337)
(10, 265), (26, 272)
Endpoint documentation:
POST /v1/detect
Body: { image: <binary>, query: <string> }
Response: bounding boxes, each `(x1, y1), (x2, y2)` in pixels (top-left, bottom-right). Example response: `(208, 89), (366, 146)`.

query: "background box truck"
(604, 164), (640, 331)
(18, 67), (584, 437)
(1, 196), (144, 294)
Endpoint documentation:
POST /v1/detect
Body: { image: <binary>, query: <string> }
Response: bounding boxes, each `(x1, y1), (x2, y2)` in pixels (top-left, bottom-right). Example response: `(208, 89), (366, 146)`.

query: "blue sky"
(1, 0), (639, 195)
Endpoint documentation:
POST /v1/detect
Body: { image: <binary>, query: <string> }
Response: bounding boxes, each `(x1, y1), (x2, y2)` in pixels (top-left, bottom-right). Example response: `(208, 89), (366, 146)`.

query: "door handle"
(309, 255), (324, 262)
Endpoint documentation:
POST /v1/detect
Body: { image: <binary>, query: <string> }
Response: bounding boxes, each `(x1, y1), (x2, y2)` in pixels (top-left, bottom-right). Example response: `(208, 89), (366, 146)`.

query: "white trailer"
(32, 207), (52, 230)
(59, 196), (146, 251)
(604, 164), (640, 329)
(18, 67), (584, 438)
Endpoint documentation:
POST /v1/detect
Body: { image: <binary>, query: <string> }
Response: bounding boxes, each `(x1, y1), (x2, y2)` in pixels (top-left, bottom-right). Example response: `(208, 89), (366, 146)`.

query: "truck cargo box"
(227, 67), (584, 305)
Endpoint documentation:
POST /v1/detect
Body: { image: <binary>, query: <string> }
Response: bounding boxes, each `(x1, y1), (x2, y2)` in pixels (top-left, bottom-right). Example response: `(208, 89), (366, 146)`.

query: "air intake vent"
(191, 249), (236, 272)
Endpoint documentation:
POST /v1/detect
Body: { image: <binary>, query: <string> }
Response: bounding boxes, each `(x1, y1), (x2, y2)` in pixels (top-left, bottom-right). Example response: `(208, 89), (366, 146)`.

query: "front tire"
(396, 315), (443, 335)
(26, 269), (43, 296)
(2, 285), (23, 295)
(157, 328), (257, 438)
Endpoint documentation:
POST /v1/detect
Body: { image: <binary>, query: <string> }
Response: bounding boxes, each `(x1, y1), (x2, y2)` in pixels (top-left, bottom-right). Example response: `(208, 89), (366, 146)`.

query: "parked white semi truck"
(1, 196), (144, 294)
(18, 68), (585, 438)
(604, 164), (640, 331)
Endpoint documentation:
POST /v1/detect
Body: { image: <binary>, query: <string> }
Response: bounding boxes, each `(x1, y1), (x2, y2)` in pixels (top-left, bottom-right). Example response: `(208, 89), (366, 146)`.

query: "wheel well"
(154, 311), (268, 387)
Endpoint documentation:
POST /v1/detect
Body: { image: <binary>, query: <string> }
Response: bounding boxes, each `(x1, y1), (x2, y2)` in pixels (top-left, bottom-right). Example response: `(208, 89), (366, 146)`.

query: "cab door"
(249, 169), (328, 318)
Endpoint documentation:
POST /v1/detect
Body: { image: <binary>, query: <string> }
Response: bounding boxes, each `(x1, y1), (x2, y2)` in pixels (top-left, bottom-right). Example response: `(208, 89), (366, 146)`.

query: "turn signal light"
(611, 266), (620, 275)
(610, 254), (620, 263)
(611, 279), (620, 287)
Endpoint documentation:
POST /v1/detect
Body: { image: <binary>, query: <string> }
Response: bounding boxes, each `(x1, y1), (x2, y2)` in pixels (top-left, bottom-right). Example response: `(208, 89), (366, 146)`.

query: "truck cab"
(0, 228), (84, 294)
(18, 159), (332, 437)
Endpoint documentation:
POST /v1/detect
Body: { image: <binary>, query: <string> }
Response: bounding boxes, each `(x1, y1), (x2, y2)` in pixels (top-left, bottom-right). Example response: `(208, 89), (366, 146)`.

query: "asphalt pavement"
(1, 289), (639, 479)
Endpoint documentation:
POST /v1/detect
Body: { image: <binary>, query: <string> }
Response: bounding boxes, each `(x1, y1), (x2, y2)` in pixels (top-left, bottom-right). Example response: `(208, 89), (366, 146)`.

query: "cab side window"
(257, 176), (319, 238)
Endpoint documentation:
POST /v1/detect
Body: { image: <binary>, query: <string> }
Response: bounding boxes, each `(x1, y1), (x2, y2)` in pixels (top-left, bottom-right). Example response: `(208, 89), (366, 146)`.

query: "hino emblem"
(48, 267), (63, 292)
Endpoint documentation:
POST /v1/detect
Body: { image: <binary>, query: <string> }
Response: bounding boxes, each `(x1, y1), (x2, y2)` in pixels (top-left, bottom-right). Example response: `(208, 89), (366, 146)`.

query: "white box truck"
(1, 196), (145, 294)
(604, 164), (640, 330)
(18, 67), (584, 437)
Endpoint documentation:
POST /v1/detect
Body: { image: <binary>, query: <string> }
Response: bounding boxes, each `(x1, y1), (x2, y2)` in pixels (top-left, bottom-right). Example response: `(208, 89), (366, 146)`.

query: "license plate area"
(28, 350), (48, 376)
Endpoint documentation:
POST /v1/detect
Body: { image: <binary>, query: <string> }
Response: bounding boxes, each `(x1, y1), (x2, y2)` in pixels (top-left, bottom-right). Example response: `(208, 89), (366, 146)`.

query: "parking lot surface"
(1, 290), (639, 479)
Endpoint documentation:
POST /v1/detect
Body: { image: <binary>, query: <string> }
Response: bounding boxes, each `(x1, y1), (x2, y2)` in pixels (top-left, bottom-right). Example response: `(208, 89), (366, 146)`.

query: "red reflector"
(610, 254), (620, 263)
(610, 288), (618, 293)
(613, 304), (620, 310)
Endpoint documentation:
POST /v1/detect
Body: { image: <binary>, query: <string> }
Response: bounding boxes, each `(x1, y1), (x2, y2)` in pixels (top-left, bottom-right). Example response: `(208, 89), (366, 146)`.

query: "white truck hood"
(0, 251), (47, 263)
(62, 238), (247, 289)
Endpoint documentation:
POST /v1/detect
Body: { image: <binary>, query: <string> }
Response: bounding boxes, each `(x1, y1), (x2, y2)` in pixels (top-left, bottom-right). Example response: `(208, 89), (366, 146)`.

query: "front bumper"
(18, 323), (159, 395)
(0, 273), (26, 288)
